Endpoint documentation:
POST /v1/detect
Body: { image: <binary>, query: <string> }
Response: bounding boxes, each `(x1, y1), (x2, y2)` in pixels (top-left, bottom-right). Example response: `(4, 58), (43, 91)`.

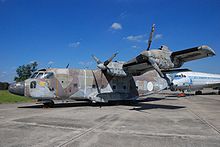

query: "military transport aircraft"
(9, 24), (215, 107)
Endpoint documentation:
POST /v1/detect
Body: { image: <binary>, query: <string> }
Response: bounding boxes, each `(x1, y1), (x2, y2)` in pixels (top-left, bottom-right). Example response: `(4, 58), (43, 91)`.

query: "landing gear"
(43, 100), (54, 108)
(195, 90), (202, 95)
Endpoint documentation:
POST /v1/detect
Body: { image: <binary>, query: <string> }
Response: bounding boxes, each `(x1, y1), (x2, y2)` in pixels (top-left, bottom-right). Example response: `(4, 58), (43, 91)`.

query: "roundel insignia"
(147, 82), (154, 91)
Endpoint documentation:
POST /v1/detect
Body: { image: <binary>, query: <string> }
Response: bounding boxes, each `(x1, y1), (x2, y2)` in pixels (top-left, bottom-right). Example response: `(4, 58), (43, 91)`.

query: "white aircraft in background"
(166, 70), (220, 95)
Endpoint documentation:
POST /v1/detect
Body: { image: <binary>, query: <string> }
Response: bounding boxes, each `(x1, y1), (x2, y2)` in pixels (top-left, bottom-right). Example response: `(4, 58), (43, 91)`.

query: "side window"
(30, 81), (36, 89)
(74, 83), (78, 88)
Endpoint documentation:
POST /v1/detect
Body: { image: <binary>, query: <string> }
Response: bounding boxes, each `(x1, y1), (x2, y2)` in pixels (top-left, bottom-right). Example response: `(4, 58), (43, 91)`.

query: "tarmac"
(0, 91), (220, 147)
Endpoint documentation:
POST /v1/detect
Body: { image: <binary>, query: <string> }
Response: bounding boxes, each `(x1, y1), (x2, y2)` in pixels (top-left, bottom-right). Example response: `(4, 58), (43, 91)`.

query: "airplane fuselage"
(10, 68), (167, 103)
(171, 71), (220, 92)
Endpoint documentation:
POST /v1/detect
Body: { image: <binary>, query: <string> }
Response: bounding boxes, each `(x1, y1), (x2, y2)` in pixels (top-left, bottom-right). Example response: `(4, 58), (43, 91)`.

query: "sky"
(0, 0), (220, 82)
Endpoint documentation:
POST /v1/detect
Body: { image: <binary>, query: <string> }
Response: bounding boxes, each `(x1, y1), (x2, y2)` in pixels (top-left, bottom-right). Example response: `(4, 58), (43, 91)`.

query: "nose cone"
(170, 80), (178, 91)
(8, 82), (25, 96)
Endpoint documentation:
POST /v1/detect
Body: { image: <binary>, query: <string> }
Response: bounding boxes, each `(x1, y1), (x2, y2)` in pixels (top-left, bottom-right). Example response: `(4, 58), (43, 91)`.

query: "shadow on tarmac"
(18, 97), (184, 110)
(130, 103), (185, 111)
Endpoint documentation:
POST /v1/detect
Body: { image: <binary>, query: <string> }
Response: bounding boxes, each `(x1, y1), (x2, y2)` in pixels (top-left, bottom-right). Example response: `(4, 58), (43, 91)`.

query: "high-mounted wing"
(123, 55), (154, 76)
(171, 45), (215, 68)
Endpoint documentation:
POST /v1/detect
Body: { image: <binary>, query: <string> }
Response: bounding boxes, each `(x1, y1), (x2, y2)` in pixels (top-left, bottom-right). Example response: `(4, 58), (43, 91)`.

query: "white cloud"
(29, 60), (37, 64)
(79, 61), (93, 67)
(124, 35), (144, 42)
(131, 45), (138, 49)
(48, 61), (54, 65)
(69, 41), (80, 48)
(0, 71), (7, 78)
(154, 34), (163, 40)
(111, 22), (122, 30)
(119, 12), (127, 19)
(124, 33), (163, 43)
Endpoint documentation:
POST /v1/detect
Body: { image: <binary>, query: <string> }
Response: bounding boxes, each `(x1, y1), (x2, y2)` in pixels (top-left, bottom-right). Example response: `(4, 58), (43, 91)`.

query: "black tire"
(218, 90), (220, 95)
(195, 91), (202, 95)
(43, 101), (54, 108)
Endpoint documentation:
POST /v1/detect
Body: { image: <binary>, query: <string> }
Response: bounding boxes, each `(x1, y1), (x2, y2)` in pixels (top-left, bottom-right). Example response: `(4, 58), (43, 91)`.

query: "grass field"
(0, 90), (32, 104)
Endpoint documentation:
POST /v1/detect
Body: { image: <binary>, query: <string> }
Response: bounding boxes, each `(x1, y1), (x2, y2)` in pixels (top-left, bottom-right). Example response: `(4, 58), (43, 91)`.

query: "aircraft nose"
(8, 82), (25, 96)
(170, 81), (178, 91)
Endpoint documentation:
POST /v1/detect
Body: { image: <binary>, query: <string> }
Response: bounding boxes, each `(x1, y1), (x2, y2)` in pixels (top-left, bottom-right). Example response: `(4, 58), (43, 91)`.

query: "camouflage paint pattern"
(24, 68), (167, 103)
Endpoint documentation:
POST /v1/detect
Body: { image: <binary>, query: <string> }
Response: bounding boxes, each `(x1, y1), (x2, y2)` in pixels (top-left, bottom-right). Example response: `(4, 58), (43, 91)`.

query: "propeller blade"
(92, 55), (102, 64)
(66, 63), (69, 69)
(146, 24), (155, 51)
(148, 58), (164, 78)
(104, 52), (118, 66)
(92, 70), (101, 94)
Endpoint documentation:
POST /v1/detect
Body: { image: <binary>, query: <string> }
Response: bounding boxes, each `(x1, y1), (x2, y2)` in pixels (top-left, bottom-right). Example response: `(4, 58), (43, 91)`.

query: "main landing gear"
(195, 90), (202, 95)
(41, 100), (54, 108)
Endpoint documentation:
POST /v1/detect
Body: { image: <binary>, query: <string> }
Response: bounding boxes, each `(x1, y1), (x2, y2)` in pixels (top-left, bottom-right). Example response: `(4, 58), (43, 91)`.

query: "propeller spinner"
(92, 53), (118, 71)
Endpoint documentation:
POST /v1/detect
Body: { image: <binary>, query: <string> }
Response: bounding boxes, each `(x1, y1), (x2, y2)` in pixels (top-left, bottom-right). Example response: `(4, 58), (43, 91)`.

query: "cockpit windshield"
(175, 74), (186, 78)
(30, 72), (38, 78)
(36, 73), (44, 78)
(41, 72), (54, 79)
(30, 72), (54, 79)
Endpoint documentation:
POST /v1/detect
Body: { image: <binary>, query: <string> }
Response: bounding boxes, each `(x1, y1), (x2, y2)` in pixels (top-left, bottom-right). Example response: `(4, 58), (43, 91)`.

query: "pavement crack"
(58, 114), (118, 147)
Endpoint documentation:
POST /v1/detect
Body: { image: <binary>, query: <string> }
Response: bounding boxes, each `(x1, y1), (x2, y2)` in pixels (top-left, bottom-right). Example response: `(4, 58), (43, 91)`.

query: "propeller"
(92, 70), (101, 94)
(92, 53), (118, 70)
(148, 58), (164, 78)
(146, 24), (155, 51)
(66, 63), (69, 69)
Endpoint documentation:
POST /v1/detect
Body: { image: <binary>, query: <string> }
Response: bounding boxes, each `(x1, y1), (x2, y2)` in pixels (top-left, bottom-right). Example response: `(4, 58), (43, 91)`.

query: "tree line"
(0, 61), (38, 90)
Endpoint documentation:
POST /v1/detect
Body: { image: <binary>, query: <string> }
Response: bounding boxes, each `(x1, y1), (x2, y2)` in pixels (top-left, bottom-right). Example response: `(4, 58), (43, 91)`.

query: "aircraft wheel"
(195, 91), (202, 95)
(43, 101), (54, 108)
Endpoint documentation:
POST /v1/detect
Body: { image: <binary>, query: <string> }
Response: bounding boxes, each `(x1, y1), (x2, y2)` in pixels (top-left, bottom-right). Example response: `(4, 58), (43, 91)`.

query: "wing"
(171, 45), (215, 68)
(123, 55), (154, 76)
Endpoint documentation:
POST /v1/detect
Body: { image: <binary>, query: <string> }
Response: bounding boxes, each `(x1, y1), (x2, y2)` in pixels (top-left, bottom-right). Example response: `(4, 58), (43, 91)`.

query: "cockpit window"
(175, 74), (186, 78)
(36, 73), (44, 78)
(30, 72), (38, 78)
(41, 72), (54, 79)
(30, 71), (54, 79)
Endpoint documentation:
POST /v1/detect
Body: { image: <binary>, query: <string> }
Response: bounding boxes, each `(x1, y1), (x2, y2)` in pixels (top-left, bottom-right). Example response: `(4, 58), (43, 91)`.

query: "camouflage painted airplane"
(9, 24), (215, 107)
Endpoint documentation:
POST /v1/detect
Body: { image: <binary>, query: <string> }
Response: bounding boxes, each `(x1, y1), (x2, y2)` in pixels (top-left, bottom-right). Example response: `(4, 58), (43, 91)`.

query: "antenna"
(146, 24), (155, 51)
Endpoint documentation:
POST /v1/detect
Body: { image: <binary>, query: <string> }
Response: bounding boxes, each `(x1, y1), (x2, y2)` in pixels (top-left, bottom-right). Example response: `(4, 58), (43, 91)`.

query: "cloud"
(29, 60), (37, 64)
(131, 45), (138, 49)
(119, 12), (127, 19)
(154, 34), (163, 40)
(0, 71), (7, 78)
(124, 35), (144, 42)
(124, 33), (163, 43)
(69, 41), (80, 48)
(110, 22), (122, 30)
(48, 61), (54, 65)
(79, 61), (93, 67)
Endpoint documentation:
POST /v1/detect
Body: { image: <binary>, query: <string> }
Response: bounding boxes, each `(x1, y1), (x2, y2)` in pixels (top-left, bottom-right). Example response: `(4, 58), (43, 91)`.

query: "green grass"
(0, 90), (32, 104)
